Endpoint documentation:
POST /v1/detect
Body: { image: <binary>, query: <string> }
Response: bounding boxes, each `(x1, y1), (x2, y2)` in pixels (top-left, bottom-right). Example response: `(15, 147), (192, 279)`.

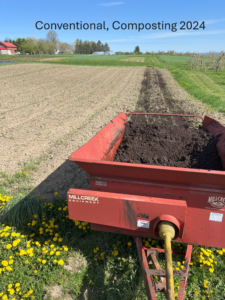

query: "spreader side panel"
(69, 112), (126, 162)
(68, 188), (187, 239)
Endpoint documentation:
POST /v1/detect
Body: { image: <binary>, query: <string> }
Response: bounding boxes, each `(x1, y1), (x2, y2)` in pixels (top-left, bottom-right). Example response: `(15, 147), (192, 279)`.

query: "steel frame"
(135, 237), (193, 300)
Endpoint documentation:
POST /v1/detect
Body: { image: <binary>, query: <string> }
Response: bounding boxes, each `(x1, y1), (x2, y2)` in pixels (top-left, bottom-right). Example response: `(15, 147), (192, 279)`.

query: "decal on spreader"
(69, 194), (99, 204)
(137, 220), (150, 229)
(208, 196), (225, 209)
(96, 181), (107, 186)
(209, 212), (223, 222)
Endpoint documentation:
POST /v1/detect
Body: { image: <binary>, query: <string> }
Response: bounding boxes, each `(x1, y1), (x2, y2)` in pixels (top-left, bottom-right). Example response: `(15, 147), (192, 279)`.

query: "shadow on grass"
(0, 160), (147, 300)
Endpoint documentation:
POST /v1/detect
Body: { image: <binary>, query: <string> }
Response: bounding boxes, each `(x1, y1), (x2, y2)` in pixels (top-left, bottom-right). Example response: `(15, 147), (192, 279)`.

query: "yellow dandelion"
(58, 259), (64, 266)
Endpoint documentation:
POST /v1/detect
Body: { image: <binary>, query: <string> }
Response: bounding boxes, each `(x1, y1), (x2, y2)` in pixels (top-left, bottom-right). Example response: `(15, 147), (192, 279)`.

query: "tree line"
(4, 30), (110, 54)
(74, 39), (110, 54)
(116, 46), (194, 56)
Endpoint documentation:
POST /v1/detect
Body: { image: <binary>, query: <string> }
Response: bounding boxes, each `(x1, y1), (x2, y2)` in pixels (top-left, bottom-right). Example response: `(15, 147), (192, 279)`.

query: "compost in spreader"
(67, 112), (225, 300)
(114, 115), (223, 171)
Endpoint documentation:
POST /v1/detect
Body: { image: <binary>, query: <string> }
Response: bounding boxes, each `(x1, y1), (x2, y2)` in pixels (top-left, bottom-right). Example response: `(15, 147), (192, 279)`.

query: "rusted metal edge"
(126, 112), (204, 121)
(135, 236), (157, 300)
(148, 250), (167, 297)
(135, 237), (193, 300)
(145, 269), (190, 277)
(146, 247), (186, 256)
(178, 244), (193, 300)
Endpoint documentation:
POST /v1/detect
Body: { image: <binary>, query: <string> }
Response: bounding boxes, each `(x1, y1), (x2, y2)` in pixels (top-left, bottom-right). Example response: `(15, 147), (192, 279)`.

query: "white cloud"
(98, 2), (124, 6)
(204, 18), (225, 25)
(104, 30), (225, 43)
(141, 29), (225, 39)
(103, 38), (128, 42)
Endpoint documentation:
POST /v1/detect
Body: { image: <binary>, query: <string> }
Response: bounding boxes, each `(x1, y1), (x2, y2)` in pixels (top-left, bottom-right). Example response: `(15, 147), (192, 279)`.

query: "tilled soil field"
(0, 64), (145, 174)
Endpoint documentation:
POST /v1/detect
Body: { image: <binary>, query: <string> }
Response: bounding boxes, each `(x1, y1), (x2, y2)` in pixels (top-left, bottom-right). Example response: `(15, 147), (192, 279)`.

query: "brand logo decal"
(208, 196), (225, 209)
(68, 194), (99, 204)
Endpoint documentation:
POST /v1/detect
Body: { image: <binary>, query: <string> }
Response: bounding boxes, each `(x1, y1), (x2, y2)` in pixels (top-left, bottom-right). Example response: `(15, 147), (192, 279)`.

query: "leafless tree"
(188, 51), (225, 72)
(46, 30), (59, 43)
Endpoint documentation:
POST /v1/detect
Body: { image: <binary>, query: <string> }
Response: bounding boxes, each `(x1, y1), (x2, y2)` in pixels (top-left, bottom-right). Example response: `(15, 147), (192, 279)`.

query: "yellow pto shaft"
(158, 221), (176, 300)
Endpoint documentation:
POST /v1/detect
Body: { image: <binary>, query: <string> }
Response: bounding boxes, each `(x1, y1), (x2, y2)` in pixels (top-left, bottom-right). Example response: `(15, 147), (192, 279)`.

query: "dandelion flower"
(58, 259), (64, 266)
(2, 260), (8, 266)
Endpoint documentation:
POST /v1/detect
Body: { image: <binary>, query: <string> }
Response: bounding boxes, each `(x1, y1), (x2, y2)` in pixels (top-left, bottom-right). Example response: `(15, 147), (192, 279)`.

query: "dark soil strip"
(130, 67), (196, 127)
(114, 121), (223, 170)
(114, 67), (223, 170)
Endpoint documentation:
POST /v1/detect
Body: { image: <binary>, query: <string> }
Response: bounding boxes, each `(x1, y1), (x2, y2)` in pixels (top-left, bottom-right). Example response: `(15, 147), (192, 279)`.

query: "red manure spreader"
(67, 112), (225, 300)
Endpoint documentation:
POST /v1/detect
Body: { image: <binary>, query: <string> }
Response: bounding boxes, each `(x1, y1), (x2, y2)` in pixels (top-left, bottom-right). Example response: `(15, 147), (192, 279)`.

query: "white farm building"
(92, 51), (115, 55)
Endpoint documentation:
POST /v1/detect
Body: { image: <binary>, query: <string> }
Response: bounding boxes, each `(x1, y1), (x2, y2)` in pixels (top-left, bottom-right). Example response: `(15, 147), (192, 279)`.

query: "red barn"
(0, 42), (17, 54)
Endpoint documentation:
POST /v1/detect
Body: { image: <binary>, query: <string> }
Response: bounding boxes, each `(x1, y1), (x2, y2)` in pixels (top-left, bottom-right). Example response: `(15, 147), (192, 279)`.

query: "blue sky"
(1, 0), (225, 52)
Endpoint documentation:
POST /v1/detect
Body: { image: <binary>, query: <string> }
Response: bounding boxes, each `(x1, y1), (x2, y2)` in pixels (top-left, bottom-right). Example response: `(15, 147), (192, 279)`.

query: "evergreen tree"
(79, 39), (83, 54)
(134, 46), (140, 53)
(97, 40), (102, 51)
(74, 39), (80, 54)
(83, 41), (90, 54)
(104, 42), (110, 51)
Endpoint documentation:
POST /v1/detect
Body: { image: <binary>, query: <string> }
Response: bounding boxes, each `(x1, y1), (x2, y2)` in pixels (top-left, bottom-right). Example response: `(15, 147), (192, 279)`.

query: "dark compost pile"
(114, 121), (223, 171)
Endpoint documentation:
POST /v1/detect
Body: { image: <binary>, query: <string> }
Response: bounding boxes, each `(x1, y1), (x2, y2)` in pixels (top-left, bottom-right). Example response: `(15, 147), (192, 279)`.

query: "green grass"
(1, 178), (225, 299)
(0, 162), (225, 300)
(167, 68), (225, 113)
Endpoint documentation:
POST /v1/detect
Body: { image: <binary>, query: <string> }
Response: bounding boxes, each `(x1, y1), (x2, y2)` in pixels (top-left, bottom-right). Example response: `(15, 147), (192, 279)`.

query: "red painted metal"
(68, 112), (225, 248)
(178, 245), (193, 300)
(67, 112), (225, 299)
(68, 189), (187, 235)
(135, 237), (158, 300)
